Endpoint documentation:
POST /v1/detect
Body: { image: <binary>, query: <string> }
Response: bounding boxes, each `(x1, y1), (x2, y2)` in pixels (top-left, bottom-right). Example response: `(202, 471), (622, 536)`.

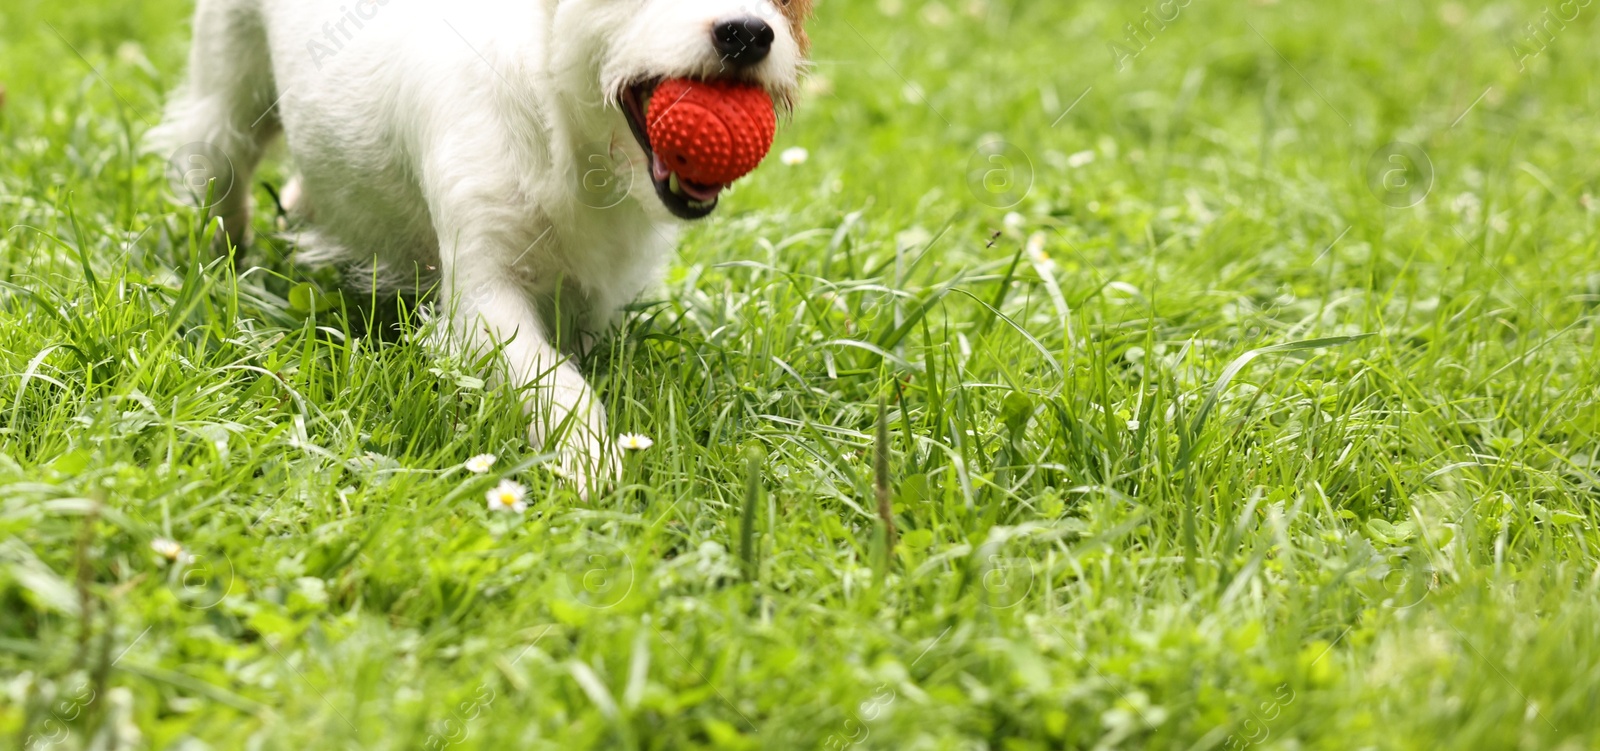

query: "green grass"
(4, 0), (1600, 748)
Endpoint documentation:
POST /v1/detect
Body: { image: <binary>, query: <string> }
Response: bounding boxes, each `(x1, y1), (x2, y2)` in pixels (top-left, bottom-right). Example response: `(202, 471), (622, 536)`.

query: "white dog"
(150, 0), (811, 495)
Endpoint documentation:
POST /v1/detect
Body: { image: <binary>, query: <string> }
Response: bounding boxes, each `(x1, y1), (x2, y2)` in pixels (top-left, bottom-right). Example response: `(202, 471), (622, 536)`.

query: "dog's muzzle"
(620, 81), (726, 220)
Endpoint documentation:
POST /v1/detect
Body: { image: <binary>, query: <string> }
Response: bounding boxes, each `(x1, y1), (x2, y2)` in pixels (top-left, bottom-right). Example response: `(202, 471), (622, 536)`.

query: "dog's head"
(553, 0), (811, 220)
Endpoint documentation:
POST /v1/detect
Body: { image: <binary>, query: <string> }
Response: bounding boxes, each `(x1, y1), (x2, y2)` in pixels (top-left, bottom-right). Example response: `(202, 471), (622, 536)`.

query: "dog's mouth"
(620, 80), (726, 220)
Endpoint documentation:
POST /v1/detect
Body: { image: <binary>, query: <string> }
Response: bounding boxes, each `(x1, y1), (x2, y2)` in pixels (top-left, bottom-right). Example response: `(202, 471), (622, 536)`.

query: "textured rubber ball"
(646, 78), (777, 186)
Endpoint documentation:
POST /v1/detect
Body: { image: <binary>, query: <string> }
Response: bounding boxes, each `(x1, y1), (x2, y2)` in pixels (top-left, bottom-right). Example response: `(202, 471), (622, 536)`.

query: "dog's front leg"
(444, 267), (619, 499)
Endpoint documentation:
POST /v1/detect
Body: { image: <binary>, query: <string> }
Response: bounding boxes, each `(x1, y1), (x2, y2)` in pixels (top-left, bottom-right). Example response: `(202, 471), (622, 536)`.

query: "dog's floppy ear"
(776, 0), (814, 54)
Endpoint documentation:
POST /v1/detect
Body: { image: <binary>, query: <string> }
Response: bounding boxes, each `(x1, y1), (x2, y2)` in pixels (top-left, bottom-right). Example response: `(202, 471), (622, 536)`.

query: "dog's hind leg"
(148, 0), (279, 251)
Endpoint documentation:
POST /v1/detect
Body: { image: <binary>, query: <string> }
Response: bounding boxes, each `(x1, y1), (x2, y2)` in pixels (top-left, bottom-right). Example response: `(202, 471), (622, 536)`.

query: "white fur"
(150, 0), (803, 495)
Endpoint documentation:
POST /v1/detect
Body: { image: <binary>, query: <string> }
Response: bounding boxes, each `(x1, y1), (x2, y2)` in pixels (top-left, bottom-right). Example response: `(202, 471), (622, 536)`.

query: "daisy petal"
(617, 433), (655, 452)
(486, 479), (529, 513)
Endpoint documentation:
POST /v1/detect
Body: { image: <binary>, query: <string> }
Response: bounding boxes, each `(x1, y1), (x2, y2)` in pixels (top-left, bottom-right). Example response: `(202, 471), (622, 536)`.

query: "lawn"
(3, 0), (1599, 748)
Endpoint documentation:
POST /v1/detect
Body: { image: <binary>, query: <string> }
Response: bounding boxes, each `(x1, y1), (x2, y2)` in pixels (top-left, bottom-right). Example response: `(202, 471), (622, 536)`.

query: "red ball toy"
(647, 78), (776, 186)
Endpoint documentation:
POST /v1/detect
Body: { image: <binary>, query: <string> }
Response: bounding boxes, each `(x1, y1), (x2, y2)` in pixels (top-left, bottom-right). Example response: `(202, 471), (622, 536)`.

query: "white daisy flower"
(617, 433), (655, 452)
(1067, 150), (1096, 168)
(1126, 419), (1141, 432)
(465, 454), (497, 474)
(780, 147), (809, 166)
(486, 479), (528, 513)
(151, 538), (187, 564)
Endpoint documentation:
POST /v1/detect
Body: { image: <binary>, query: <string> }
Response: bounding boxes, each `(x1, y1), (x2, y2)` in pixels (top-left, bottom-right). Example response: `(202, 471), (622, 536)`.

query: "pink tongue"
(680, 180), (724, 202)
(650, 155), (725, 202)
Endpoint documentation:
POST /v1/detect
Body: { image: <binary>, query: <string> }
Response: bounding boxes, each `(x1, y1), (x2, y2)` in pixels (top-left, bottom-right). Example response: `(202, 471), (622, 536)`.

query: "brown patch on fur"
(777, 0), (814, 54)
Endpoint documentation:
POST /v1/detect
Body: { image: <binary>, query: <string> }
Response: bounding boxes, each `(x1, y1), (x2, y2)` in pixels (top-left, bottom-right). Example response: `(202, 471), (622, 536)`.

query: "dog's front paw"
(552, 429), (623, 502)
(528, 395), (620, 501)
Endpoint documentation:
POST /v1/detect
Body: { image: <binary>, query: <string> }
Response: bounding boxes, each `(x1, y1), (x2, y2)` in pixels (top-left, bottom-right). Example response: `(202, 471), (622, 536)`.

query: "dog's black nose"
(712, 17), (775, 67)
